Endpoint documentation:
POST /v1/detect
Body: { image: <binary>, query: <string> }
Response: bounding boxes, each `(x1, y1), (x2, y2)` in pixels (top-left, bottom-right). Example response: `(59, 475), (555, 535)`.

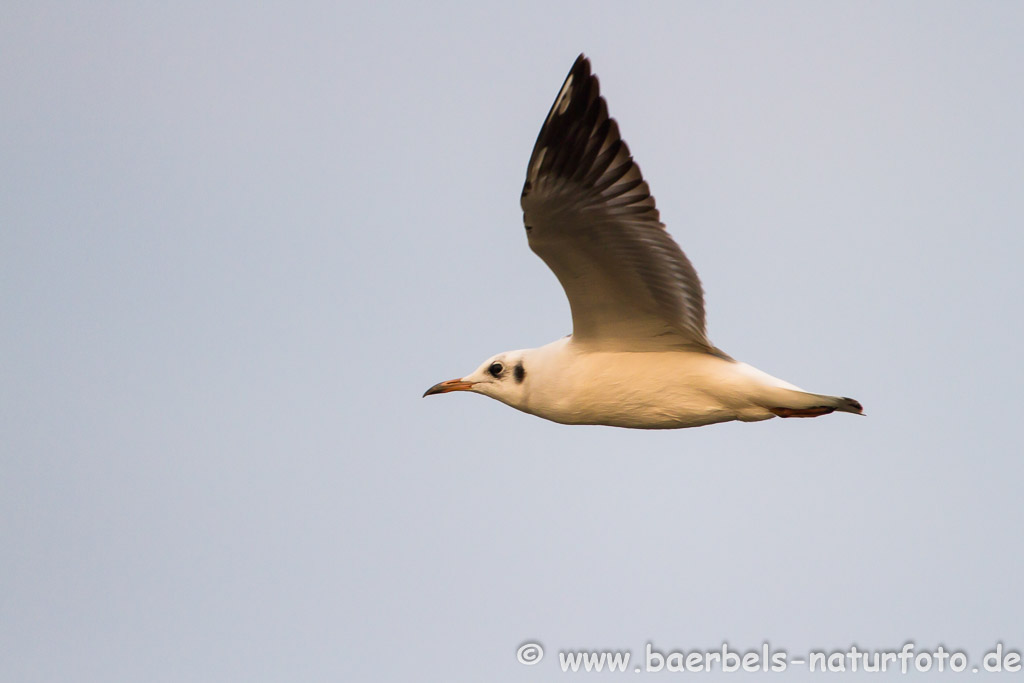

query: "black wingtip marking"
(522, 53), (660, 220)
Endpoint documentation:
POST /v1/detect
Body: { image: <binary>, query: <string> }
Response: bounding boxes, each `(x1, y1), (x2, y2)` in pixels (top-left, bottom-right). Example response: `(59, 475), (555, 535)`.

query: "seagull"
(424, 54), (862, 429)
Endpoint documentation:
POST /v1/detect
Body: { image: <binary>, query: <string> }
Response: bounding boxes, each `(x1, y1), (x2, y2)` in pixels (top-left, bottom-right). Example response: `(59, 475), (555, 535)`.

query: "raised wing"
(521, 55), (722, 354)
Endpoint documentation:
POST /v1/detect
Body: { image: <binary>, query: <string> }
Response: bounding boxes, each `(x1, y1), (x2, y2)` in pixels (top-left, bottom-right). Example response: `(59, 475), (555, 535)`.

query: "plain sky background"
(3, 2), (1023, 681)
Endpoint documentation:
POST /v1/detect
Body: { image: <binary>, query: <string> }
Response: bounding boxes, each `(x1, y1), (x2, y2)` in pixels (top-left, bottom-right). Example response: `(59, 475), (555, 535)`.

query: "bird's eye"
(488, 362), (504, 378)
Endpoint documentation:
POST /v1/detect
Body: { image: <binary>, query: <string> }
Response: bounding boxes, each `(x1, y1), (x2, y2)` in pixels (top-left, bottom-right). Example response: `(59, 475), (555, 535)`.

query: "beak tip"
(423, 378), (473, 397)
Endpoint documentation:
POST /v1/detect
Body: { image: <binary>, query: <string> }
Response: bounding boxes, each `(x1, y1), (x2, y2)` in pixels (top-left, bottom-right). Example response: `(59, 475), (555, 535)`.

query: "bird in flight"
(424, 54), (862, 429)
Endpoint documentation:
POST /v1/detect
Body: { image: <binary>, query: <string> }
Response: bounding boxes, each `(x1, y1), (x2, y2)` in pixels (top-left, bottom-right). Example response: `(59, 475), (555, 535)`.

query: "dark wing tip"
(522, 54), (603, 199)
(572, 52), (590, 77)
(521, 55), (659, 224)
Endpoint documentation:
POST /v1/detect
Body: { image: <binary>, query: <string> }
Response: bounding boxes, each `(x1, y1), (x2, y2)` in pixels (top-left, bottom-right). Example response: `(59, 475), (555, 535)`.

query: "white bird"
(424, 55), (862, 429)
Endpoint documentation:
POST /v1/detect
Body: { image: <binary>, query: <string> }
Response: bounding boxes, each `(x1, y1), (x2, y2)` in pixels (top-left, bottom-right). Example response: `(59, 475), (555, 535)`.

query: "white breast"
(516, 338), (789, 429)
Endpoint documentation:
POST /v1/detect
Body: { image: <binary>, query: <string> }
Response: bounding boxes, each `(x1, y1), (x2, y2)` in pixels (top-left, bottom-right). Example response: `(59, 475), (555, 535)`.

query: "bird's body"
(424, 55), (862, 429)
(461, 337), (860, 429)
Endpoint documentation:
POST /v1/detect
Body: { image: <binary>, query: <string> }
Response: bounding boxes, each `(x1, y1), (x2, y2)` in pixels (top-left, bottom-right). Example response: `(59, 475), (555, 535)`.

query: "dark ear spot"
(514, 362), (525, 383)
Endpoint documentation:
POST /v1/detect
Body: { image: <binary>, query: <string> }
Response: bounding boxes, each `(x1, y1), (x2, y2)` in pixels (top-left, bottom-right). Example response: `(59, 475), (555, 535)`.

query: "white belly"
(519, 339), (797, 429)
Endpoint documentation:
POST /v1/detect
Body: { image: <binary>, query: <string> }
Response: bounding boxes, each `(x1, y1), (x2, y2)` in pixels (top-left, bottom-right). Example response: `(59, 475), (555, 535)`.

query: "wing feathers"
(521, 54), (722, 355)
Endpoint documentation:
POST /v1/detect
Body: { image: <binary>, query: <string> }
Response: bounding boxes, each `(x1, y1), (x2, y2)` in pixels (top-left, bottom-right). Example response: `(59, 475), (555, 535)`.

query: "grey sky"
(2, 2), (1023, 681)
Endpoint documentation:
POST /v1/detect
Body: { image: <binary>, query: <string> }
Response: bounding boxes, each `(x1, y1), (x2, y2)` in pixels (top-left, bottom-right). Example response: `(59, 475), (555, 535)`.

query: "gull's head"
(423, 351), (530, 406)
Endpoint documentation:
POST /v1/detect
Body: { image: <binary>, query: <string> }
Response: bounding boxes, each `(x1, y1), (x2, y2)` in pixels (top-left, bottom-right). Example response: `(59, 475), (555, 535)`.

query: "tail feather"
(766, 391), (864, 419)
(835, 396), (864, 415)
